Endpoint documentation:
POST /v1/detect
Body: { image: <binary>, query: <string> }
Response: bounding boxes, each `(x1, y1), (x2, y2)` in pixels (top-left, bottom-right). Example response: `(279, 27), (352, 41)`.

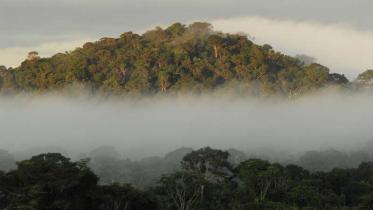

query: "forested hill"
(0, 22), (350, 96)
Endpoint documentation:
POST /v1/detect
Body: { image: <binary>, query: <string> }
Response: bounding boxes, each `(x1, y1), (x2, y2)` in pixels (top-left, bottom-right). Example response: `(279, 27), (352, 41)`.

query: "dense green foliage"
(0, 153), (157, 210)
(357, 70), (373, 88)
(1, 148), (373, 210)
(357, 70), (373, 81)
(2, 146), (373, 189)
(0, 22), (349, 96)
(79, 146), (373, 189)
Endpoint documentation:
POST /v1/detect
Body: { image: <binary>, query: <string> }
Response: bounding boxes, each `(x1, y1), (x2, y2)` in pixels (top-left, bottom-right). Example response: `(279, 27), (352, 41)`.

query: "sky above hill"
(1, 0), (373, 78)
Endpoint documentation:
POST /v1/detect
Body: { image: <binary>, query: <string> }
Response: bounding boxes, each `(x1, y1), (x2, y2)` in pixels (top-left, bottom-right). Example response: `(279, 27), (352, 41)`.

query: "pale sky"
(1, 0), (373, 78)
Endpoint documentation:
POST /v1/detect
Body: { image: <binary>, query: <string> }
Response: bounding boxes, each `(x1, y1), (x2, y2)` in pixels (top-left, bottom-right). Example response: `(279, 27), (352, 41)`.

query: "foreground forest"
(2, 144), (373, 189)
(1, 148), (373, 210)
(3, 22), (372, 97)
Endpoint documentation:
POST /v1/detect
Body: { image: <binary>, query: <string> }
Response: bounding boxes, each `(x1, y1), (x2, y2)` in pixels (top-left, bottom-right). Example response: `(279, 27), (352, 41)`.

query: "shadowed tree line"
(3, 145), (373, 189)
(0, 22), (353, 97)
(1, 147), (373, 210)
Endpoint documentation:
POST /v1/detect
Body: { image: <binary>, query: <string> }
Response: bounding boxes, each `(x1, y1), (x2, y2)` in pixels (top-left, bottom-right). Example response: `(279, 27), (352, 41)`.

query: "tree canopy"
(1, 149), (373, 209)
(0, 22), (349, 96)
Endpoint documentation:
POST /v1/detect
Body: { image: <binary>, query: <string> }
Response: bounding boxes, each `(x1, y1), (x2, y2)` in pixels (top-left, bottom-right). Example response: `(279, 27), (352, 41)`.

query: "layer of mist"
(0, 91), (372, 160)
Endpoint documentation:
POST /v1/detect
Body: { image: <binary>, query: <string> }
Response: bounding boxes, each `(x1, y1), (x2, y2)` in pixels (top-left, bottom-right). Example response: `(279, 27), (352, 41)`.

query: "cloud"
(212, 16), (373, 78)
(1, 92), (373, 159)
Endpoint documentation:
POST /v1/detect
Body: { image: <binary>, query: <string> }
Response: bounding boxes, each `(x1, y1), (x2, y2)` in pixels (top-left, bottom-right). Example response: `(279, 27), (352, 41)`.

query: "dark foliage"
(1, 148), (373, 210)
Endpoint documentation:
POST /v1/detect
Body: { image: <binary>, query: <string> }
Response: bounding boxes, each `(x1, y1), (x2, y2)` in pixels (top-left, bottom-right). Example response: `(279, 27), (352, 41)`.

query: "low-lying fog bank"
(0, 91), (372, 160)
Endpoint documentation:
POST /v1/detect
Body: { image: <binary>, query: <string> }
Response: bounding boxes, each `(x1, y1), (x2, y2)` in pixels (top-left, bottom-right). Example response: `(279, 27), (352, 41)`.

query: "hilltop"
(0, 22), (351, 96)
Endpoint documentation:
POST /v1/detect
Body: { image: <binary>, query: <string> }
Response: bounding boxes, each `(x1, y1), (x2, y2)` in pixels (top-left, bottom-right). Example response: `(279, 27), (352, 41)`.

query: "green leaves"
(1, 153), (98, 210)
(1, 150), (373, 209)
(0, 22), (347, 96)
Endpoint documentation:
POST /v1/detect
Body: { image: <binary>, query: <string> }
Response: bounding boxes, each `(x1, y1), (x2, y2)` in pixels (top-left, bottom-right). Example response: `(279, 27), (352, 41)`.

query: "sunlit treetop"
(0, 22), (350, 96)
